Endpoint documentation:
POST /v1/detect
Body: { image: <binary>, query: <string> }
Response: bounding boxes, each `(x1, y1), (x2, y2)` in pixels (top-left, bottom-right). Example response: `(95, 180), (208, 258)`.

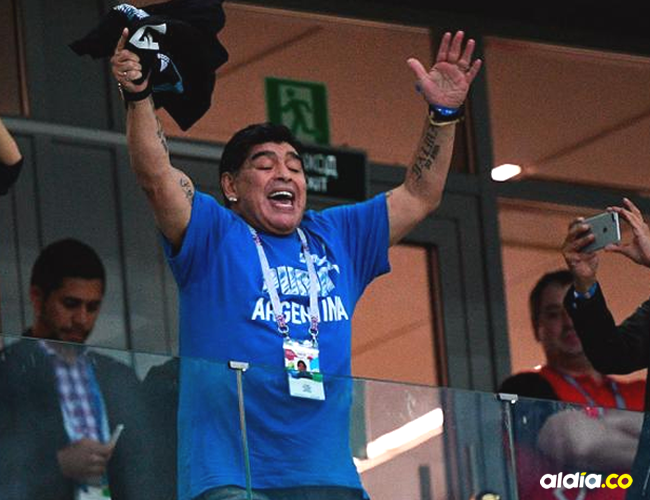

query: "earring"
(228, 196), (238, 203)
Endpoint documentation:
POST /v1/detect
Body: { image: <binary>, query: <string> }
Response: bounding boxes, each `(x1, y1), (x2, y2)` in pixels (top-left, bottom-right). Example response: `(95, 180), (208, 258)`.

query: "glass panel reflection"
(0, 335), (243, 500)
(508, 394), (644, 500)
(241, 362), (510, 500)
(2, 332), (646, 500)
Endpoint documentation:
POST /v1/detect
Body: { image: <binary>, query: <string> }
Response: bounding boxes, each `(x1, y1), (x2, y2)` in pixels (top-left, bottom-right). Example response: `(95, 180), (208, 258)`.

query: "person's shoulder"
(499, 370), (546, 388)
(305, 195), (387, 227)
(89, 351), (137, 377)
(192, 190), (243, 228)
(499, 371), (559, 400)
(0, 338), (41, 361)
(609, 375), (647, 400)
(143, 358), (179, 384)
(193, 190), (224, 214)
(613, 376), (647, 388)
(0, 339), (48, 388)
(299, 204), (341, 238)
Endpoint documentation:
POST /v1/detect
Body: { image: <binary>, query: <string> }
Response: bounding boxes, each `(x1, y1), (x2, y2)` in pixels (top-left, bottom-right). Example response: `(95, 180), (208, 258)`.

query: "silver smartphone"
(581, 211), (621, 252)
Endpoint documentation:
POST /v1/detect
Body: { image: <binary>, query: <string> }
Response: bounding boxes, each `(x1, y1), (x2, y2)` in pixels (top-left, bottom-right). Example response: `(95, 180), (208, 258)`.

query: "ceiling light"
(491, 163), (522, 182)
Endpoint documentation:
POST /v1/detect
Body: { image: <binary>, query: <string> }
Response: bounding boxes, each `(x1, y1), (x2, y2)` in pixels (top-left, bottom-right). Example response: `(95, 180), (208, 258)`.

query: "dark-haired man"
(499, 270), (644, 500)
(112, 28), (482, 500)
(0, 239), (146, 500)
(500, 270), (645, 408)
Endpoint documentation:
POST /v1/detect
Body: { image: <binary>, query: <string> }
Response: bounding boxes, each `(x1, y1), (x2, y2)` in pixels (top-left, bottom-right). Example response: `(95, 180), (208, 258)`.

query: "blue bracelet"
(428, 104), (465, 126)
(573, 282), (599, 300)
(431, 105), (460, 117)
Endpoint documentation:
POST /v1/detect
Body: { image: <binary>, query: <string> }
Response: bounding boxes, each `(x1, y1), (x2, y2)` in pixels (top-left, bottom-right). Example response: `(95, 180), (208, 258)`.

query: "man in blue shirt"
(111, 29), (482, 500)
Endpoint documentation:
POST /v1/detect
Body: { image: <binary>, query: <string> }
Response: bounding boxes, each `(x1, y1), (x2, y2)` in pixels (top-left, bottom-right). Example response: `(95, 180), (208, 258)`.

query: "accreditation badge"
(283, 339), (325, 401)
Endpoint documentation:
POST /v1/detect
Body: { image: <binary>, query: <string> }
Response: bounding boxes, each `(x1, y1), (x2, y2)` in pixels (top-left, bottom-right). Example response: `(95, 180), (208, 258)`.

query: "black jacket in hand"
(70, 0), (228, 131)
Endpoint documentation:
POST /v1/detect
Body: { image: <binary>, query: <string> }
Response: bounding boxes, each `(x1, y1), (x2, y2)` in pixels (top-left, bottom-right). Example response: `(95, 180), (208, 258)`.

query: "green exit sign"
(265, 77), (330, 145)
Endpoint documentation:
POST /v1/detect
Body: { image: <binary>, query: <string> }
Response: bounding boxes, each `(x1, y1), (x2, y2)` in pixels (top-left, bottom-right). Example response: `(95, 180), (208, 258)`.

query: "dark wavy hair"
(30, 238), (106, 299)
(219, 123), (303, 205)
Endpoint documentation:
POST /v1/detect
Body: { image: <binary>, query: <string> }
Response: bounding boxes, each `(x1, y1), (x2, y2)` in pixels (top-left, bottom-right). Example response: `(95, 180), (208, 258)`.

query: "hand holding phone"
(604, 198), (650, 267)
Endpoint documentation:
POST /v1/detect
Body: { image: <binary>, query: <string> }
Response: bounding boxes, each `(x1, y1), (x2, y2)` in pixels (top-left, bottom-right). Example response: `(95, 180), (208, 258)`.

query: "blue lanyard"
(86, 360), (110, 443)
(561, 373), (626, 410)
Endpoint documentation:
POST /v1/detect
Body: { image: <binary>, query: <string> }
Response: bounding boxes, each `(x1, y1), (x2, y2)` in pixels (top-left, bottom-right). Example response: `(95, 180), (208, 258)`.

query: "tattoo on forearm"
(155, 116), (169, 154)
(411, 126), (441, 182)
(180, 176), (194, 203)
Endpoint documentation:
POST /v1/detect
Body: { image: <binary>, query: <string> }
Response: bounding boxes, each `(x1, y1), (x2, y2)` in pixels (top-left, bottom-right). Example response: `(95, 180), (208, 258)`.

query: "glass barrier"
(505, 393), (645, 500)
(240, 362), (512, 500)
(0, 333), (244, 500)
(1, 332), (646, 500)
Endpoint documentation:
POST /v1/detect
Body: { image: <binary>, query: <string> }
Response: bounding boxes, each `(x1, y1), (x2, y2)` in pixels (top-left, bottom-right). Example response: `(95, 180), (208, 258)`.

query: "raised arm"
(388, 31), (481, 246)
(111, 28), (194, 250)
(0, 117), (23, 196)
(562, 199), (650, 373)
(0, 118), (22, 167)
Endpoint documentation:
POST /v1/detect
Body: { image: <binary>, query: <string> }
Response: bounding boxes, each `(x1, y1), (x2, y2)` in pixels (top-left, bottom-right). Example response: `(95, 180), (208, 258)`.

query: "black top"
(498, 371), (558, 401)
(70, 0), (229, 131)
(563, 284), (650, 409)
(0, 157), (23, 195)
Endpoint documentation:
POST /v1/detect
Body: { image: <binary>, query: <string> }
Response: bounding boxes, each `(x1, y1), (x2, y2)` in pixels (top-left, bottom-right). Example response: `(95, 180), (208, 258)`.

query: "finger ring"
(122, 71), (127, 77)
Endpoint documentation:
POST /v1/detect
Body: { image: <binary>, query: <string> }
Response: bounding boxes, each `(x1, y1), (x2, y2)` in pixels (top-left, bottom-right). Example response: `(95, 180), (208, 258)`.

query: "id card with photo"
(283, 339), (325, 401)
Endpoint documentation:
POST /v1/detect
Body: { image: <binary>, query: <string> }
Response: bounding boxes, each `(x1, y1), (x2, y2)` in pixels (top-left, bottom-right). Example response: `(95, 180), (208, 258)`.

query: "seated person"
(499, 270), (644, 500)
(0, 239), (149, 500)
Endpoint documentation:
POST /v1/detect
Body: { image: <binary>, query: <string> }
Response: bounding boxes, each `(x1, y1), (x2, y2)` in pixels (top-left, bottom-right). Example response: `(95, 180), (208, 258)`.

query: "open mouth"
(268, 190), (295, 208)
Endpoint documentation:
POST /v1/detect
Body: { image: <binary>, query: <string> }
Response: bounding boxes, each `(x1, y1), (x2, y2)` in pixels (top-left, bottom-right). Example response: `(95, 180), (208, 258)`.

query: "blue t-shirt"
(164, 191), (390, 500)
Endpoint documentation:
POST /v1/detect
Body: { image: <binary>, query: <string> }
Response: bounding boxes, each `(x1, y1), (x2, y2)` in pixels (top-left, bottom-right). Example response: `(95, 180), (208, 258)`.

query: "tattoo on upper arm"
(411, 126), (441, 182)
(180, 176), (194, 204)
(155, 116), (169, 154)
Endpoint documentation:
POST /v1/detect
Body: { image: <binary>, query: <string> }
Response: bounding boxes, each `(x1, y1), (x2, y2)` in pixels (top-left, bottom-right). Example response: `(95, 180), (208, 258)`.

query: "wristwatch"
(429, 104), (465, 126)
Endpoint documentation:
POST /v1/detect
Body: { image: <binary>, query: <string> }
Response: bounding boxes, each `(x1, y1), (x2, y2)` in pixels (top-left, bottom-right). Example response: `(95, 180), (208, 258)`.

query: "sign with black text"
(301, 144), (367, 202)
